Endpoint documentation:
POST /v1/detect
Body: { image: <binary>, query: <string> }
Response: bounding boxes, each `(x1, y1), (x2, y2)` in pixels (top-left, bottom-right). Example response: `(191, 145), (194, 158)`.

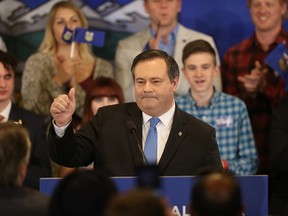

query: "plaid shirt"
(175, 90), (258, 175)
(221, 29), (287, 174)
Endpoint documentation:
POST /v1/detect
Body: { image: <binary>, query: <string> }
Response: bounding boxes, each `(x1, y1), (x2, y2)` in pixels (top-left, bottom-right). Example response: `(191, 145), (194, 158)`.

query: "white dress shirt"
(142, 103), (175, 163)
(0, 101), (12, 122)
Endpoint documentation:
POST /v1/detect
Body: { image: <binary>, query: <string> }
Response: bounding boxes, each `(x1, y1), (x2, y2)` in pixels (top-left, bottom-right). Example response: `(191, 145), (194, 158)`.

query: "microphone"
(126, 121), (148, 165)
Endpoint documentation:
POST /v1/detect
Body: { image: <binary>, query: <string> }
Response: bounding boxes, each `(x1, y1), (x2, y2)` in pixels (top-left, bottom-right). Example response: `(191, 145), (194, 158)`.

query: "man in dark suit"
(49, 50), (222, 176)
(0, 122), (49, 216)
(0, 50), (51, 189)
(269, 96), (288, 216)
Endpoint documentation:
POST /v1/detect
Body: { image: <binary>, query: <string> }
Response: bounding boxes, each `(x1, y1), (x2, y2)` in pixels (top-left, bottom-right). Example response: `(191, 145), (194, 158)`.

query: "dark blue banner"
(40, 176), (268, 216)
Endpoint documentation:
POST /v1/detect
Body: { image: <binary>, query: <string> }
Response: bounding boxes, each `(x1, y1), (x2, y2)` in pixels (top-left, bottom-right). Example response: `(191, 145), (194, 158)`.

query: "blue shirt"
(175, 90), (258, 175)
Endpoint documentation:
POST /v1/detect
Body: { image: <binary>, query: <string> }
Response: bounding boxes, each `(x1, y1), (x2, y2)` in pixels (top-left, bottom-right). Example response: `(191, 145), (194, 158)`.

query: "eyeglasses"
(0, 74), (14, 81)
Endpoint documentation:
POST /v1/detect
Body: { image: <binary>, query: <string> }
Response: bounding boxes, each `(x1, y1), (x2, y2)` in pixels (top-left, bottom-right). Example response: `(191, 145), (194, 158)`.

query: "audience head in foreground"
(190, 172), (243, 216)
(0, 122), (49, 216)
(0, 122), (30, 187)
(105, 188), (172, 216)
(49, 170), (118, 216)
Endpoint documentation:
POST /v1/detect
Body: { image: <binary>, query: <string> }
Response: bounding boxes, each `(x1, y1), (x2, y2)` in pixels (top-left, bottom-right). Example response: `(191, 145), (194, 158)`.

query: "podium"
(40, 175), (268, 216)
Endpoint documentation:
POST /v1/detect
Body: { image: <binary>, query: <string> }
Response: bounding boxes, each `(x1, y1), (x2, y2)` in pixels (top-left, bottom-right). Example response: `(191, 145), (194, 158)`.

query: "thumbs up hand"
(50, 88), (76, 127)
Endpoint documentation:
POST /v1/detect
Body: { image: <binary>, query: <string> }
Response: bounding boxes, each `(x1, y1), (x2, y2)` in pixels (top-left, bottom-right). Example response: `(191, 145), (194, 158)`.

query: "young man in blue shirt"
(175, 39), (258, 175)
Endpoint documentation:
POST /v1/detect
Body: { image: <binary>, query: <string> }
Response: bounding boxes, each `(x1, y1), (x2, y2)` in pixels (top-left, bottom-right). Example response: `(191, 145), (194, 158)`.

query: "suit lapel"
(9, 104), (24, 126)
(174, 24), (190, 66)
(126, 104), (145, 167)
(138, 28), (151, 50)
(8, 103), (19, 122)
(158, 107), (188, 174)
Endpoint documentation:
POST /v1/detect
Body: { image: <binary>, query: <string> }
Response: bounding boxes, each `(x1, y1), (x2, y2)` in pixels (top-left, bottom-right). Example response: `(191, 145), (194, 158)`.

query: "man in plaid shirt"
(175, 39), (258, 175)
(221, 0), (287, 174)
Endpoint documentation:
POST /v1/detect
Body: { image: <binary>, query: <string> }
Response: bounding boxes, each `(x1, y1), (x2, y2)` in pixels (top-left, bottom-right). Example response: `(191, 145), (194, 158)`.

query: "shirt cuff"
(52, 118), (72, 138)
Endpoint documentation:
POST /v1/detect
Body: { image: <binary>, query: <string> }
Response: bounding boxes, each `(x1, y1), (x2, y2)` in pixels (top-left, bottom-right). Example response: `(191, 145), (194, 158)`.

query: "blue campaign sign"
(40, 175), (268, 216)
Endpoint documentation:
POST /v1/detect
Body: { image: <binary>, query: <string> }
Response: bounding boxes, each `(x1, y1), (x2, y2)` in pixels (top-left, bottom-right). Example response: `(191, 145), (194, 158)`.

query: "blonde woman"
(21, 1), (114, 126)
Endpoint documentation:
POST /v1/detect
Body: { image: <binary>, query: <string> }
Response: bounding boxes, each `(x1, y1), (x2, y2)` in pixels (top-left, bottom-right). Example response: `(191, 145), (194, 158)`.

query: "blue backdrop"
(0, 0), (257, 61)
(0, 0), (288, 92)
(180, 0), (254, 60)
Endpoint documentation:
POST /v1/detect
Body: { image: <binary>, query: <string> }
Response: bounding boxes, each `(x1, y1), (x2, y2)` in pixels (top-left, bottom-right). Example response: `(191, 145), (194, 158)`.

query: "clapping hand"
(238, 61), (267, 95)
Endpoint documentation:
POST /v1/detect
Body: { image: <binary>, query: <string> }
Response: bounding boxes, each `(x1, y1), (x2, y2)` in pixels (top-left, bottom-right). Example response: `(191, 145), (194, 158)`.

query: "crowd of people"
(0, 0), (288, 215)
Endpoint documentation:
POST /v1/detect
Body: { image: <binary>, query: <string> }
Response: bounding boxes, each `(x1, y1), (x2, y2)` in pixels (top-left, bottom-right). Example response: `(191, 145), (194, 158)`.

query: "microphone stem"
(131, 130), (148, 165)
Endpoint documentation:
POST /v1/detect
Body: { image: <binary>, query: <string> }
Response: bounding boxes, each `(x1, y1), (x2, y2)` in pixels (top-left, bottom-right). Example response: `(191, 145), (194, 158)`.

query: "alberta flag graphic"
(62, 26), (106, 47)
(265, 42), (288, 91)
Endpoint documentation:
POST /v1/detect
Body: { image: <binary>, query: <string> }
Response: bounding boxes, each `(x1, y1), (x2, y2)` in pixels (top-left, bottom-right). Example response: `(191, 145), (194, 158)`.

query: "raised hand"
(238, 61), (267, 95)
(53, 55), (79, 85)
(50, 88), (76, 127)
(148, 21), (161, 50)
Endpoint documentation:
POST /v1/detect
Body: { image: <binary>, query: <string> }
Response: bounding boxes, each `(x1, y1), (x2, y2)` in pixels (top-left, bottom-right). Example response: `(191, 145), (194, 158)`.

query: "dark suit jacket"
(269, 97), (288, 215)
(9, 103), (51, 189)
(49, 103), (222, 176)
(0, 186), (49, 216)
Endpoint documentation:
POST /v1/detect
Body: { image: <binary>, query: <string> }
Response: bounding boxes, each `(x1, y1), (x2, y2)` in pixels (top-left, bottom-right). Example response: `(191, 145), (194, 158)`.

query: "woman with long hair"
(21, 1), (114, 126)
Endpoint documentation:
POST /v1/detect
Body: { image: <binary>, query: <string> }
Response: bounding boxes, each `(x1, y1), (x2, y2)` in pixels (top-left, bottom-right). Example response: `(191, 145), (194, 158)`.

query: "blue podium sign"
(40, 175), (268, 216)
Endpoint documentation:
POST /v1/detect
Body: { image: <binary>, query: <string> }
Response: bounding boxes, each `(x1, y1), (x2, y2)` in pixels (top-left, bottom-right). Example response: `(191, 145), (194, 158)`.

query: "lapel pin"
(178, 132), (182, 136)
(14, 119), (22, 125)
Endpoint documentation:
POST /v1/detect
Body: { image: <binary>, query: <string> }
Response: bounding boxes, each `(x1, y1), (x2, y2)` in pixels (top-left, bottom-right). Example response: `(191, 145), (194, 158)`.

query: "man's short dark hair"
(190, 173), (243, 216)
(131, 49), (179, 83)
(0, 50), (17, 72)
(105, 188), (168, 216)
(49, 170), (118, 216)
(182, 39), (216, 65)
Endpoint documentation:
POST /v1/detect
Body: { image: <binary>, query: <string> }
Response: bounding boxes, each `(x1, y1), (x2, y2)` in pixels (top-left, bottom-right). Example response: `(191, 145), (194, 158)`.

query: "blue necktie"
(144, 117), (160, 164)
